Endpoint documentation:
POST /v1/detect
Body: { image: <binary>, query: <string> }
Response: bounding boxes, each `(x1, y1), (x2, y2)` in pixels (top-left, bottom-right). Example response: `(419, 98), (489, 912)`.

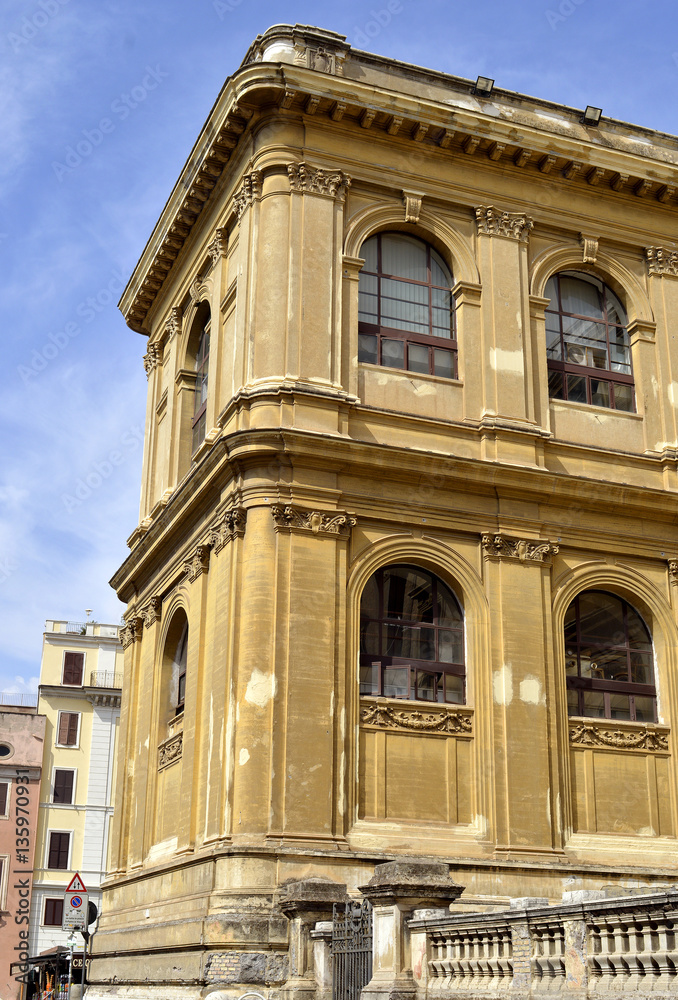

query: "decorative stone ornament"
(140, 596), (162, 629)
(579, 233), (599, 263)
(293, 42), (346, 76)
(270, 504), (356, 536)
(234, 170), (263, 221)
(481, 533), (559, 562)
(360, 702), (473, 736)
(287, 162), (351, 202)
(184, 544), (210, 582)
(120, 615), (142, 649)
(206, 508), (247, 553)
(142, 342), (163, 377)
(569, 723), (668, 752)
(474, 205), (534, 242)
(646, 246), (678, 277)
(158, 732), (183, 770)
(669, 558), (678, 584)
(402, 191), (424, 224)
(164, 306), (182, 340)
(207, 227), (228, 266)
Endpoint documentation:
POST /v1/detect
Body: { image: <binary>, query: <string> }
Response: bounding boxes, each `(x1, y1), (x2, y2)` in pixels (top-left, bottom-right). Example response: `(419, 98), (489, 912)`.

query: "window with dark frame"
(358, 233), (457, 379)
(175, 624), (188, 716)
(62, 651), (84, 685)
(0, 781), (8, 816)
(565, 591), (656, 721)
(360, 564), (465, 704)
(53, 769), (75, 804)
(191, 319), (211, 453)
(56, 712), (80, 747)
(47, 831), (70, 870)
(44, 898), (64, 926)
(545, 271), (634, 412)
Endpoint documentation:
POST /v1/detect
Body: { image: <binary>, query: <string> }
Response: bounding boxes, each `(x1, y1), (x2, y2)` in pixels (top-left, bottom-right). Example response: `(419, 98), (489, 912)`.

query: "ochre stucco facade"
(91, 24), (678, 1000)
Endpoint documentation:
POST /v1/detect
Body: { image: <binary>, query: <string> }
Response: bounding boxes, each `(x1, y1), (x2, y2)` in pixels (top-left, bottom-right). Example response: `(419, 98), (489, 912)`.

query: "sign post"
(62, 873), (89, 933)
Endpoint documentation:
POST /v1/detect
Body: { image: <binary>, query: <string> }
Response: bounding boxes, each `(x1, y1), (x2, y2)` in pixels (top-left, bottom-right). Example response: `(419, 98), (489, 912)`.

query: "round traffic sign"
(70, 895), (83, 908)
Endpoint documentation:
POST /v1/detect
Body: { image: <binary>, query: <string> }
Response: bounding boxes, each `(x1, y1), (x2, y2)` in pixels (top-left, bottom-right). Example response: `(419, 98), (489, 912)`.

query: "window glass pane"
(381, 339), (405, 368)
(564, 602), (578, 645)
(383, 567), (433, 621)
(609, 330), (630, 372)
(361, 576), (379, 619)
(626, 609), (652, 650)
(384, 624), (435, 659)
(592, 648), (628, 682)
(360, 664), (379, 696)
(358, 334), (378, 365)
(436, 584), (462, 626)
(609, 693), (631, 720)
(582, 691), (605, 717)
(407, 343), (429, 374)
(560, 275), (603, 319)
(591, 380), (611, 408)
(433, 349), (455, 379)
(416, 670), (437, 702)
(544, 276), (558, 307)
(567, 688), (580, 716)
(430, 249), (452, 287)
(381, 234), (428, 282)
(567, 374), (587, 403)
(360, 621), (380, 656)
(633, 696), (655, 722)
(445, 674), (464, 704)
(381, 279), (429, 331)
(361, 237), (378, 272)
(629, 652), (653, 685)
(548, 370), (564, 399)
(578, 592), (624, 642)
(565, 654), (578, 675)
(383, 666), (409, 699)
(438, 630), (463, 663)
(605, 288), (627, 326)
(613, 383), (634, 411)
(546, 316), (561, 359)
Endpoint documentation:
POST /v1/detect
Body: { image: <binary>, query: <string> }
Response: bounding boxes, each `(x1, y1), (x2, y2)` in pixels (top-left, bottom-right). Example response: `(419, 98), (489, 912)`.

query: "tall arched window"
(358, 233), (456, 379)
(192, 317), (210, 453)
(564, 591), (655, 721)
(545, 271), (634, 411)
(360, 564), (465, 703)
(161, 610), (189, 723)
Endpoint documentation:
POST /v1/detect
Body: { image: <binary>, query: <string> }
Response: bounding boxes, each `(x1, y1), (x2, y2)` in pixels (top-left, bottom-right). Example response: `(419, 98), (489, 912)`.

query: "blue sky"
(2, 0), (678, 695)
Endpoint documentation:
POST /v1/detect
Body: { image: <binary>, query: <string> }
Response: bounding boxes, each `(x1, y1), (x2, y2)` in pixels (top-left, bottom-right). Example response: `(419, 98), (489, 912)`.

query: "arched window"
(564, 591), (655, 721)
(358, 233), (456, 379)
(545, 271), (634, 411)
(191, 317), (210, 453)
(161, 610), (189, 723)
(360, 564), (465, 703)
(173, 623), (188, 716)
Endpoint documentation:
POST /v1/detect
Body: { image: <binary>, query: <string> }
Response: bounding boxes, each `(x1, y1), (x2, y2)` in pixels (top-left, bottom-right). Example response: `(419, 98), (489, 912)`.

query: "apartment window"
(56, 712), (80, 747)
(62, 651), (84, 685)
(44, 898), (64, 926)
(53, 769), (75, 804)
(358, 233), (457, 379)
(191, 319), (210, 453)
(545, 271), (634, 412)
(0, 781), (8, 817)
(360, 564), (465, 703)
(47, 831), (71, 870)
(565, 591), (656, 721)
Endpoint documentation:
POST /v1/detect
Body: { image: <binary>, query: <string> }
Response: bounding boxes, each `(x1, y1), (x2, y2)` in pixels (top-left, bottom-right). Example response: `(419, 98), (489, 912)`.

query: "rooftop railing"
(0, 693), (38, 708)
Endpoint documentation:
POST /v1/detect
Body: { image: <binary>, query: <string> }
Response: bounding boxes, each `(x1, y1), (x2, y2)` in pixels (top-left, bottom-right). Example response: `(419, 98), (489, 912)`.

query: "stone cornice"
(481, 532), (559, 562)
(119, 44), (678, 337)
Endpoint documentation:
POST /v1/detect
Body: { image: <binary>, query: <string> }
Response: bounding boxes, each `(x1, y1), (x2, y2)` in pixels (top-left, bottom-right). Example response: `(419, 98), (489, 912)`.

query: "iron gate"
(331, 900), (373, 1000)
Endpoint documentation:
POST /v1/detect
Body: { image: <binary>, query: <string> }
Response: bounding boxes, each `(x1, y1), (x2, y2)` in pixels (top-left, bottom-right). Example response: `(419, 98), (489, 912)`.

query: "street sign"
(63, 873), (89, 931)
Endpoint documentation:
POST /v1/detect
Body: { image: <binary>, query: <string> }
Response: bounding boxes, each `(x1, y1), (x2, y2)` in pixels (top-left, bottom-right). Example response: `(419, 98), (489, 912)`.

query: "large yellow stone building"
(91, 24), (678, 1000)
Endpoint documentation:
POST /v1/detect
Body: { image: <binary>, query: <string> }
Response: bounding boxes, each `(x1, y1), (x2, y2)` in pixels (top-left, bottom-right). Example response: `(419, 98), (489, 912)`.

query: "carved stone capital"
(140, 596), (162, 629)
(158, 732), (183, 771)
(206, 507), (247, 553)
(165, 306), (182, 340)
(287, 161), (351, 202)
(569, 723), (669, 753)
(120, 614), (143, 649)
(234, 170), (262, 221)
(360, 701), (473, 737)
(207, 227), (228, 266)
(402, 191), (424, 224)
(475, 205), (533, 242)
(184, 544), (210, 582)
(142, 341), (163, 377)
(579, 233), (599, 264)
(669, 559), (678, 585)
(270, 504), (356, 537)
(646, 246), (678, 277)
(481, 532), (559, 562)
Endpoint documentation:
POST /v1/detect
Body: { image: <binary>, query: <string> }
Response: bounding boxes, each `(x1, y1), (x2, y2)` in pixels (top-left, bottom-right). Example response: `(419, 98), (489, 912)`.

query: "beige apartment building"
(29, 619), (122, 959)
(90, 24), (678, 1000)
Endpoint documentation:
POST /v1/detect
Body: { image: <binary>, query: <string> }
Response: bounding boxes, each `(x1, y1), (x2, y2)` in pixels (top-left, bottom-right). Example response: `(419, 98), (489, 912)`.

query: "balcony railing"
(0, 693), (37, 707)
(88, 670), (123, 690)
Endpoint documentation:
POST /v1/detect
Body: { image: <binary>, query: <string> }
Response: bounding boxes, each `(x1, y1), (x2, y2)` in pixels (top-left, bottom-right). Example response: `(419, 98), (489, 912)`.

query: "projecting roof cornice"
(119, 24), (678, 335)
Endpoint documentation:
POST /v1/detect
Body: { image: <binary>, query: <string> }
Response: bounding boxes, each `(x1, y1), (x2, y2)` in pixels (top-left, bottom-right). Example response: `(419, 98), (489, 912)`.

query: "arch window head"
(545, 271), (634, 412)
(358, 233), (457, 379)
(191, 316), (210, 453)
(360, 564), (465, 703)
(564, 590), (655, 721)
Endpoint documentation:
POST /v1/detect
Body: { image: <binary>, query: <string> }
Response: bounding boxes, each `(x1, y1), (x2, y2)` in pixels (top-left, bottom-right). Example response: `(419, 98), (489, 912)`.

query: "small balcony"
(88, 670), (123, 690)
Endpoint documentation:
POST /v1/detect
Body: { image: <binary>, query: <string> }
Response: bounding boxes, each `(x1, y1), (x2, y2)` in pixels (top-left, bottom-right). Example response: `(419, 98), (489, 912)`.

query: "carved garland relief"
(360, 701), (473, 736)
(569, 723), (669, 752)
(158, 732), (183, 770)
(481, 533), (559, 562)
(270, 504), (356, 536)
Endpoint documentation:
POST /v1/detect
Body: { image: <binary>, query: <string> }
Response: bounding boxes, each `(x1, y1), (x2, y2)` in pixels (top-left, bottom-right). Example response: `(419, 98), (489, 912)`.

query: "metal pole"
(66, 938), (74, 1000)
(81, 933), (88, 999)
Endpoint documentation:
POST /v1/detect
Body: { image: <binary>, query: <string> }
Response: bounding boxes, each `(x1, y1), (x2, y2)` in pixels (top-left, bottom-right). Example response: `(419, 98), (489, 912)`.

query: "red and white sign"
(63, 873), (89, 931)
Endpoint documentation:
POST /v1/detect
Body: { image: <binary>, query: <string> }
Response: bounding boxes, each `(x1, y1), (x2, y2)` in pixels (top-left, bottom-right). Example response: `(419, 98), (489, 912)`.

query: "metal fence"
(332, 900), (373, 1000)
(0, 692), (37, 707)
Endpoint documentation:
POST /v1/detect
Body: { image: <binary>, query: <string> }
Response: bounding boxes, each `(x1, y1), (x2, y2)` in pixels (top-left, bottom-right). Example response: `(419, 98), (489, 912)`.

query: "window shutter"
(63, 651), (84, 685)
(57, 713), (79, 746)
(48, 832), (69, 869)
(68, 714), (79, 745)
(53, 770), (74, 804)
(58, 713), (70, 745)
(0, 782), (7, 815)
(44, 898), (64, 926)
